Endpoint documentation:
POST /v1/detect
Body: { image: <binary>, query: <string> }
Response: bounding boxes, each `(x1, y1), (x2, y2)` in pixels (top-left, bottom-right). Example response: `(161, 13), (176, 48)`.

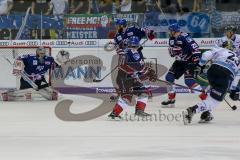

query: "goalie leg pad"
(1, 92), (8, 101)
(1, 88), (34, 101)
(34, 87), (58, 101)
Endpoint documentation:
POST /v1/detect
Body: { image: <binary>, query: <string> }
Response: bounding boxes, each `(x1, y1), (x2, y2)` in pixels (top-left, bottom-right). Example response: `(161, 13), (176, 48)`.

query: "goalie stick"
(156, 78), (238, 111)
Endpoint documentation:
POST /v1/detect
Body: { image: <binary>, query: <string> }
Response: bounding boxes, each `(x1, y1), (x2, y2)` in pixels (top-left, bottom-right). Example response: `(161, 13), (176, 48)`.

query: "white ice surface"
(0, 94), (240, 160)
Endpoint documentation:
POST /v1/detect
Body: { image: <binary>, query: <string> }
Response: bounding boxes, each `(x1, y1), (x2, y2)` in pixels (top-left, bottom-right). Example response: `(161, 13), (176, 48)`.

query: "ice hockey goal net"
(0, 46), (52, 90)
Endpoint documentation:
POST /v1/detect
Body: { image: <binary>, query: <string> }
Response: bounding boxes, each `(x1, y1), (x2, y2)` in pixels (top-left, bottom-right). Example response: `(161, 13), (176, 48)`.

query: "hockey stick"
(92, 65), (118, 82)
(156, 78), (203, 93)
(94, 39), (149, 83)
(157, 78), (238, 110)
(224, 98), (237, 110)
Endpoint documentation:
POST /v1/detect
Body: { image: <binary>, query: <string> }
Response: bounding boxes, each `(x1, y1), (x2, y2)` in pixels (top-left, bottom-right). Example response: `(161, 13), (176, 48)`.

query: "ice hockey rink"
(0, 93), (240, 160)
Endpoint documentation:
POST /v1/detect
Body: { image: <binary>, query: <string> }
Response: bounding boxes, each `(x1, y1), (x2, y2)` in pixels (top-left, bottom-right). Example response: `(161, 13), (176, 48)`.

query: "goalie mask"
(36, 46), (46, 63)
(56, 49), (70, 64)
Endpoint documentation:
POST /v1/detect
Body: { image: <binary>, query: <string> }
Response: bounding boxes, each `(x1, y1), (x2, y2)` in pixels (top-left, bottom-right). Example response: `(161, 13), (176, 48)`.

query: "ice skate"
(108, 111), (122, 120)
(198, 111), (214, 123)
(135, 109), (151, 117)
(183, 105), (198, 125)
(161, 99), (175, 108)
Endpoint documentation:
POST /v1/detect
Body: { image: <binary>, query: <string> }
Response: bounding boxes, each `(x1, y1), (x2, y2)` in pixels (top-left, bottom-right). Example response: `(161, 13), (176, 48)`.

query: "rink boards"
(0, 38), (215, 94)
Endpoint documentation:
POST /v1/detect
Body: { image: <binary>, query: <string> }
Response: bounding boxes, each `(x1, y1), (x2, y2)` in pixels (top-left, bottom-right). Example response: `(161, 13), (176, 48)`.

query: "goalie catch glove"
(56, 49), (70, 65)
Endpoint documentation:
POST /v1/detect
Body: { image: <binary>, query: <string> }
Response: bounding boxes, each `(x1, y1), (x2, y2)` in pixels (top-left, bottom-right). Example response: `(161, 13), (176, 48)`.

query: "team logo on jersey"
(133, 53), (140, 60)
(176, 41), (183, 44)
(170, 40), (175, 45)
(45, 61), (51, 65)
(186, 37), (193, 43)
(181, 32), (188, 37)
(33, 60), (38, 65)
(127, 32), (133, 36)
(117, 36), (122, 41)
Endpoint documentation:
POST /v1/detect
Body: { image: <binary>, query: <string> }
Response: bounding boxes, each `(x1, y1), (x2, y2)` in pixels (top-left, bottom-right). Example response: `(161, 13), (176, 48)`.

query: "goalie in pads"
(1, 47), (69, 101)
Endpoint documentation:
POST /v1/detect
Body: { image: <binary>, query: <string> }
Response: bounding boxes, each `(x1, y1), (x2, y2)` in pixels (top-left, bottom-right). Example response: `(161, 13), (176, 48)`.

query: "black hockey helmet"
(224, 25), (237, 33)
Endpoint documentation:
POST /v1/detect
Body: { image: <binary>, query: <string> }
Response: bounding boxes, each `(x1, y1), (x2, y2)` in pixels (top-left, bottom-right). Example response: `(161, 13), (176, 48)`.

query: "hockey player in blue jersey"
(108, 36), (157, 119)
(111, 19), (155, 100)
(183, 43), (240, 124)
(114, 18), (155, 51)
(161, 23), (205, 107)
(1, 46), (69, 101)
(18, 46), (54, 90)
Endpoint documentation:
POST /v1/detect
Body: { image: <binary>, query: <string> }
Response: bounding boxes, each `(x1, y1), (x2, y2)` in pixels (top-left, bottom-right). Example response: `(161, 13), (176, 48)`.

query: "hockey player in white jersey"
(183, 42), (240, 124)
(218, 25), (240, 57)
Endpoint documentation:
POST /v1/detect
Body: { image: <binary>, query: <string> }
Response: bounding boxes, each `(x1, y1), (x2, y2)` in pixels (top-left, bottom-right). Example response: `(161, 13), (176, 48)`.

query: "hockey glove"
(190, 50), (201, 64)
(168, 47), (183, 57)
(137, 46), (143, 52)
(138, 68), (157, 82)
(229, 88), (240, 101)
(147, 68), (157, 82)
(194, 64), (205, 79)
(147, 30), (155, 40)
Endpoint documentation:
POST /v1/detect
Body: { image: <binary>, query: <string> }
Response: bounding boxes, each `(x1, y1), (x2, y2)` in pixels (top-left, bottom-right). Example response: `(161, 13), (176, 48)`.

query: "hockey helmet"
(116, 19), (127, 27)
(168, 23), (180, 32)
(128, 36), (140, 48)
(224, 25), (237, 33)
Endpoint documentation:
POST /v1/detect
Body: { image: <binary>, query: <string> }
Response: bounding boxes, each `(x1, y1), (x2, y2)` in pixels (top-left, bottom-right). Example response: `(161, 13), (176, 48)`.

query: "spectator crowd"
(1, 0), (235, 16)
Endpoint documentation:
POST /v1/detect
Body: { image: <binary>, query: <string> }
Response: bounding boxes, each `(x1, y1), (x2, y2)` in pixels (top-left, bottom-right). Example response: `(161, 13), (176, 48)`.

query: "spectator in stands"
(12, 0), (31, 14)
(132, 0), (143, 13)
(0, 0), (13, 15)
(45, 0), (69, 39)
(70, 0), (84, 14)
(31, 0), (50, 15)
(120, 0), (132, 13)
(160, 0), (189, 14)
(192, 0), (202, 12)
(87, 0), (99, 14)
(148, 0), (162, 12)
(99, 0), (113, 14)
(160, 0), (178, 14)
(177, 0), (191, 13)
(0, 29), (10, 40)
(45, 0), (69, 17)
